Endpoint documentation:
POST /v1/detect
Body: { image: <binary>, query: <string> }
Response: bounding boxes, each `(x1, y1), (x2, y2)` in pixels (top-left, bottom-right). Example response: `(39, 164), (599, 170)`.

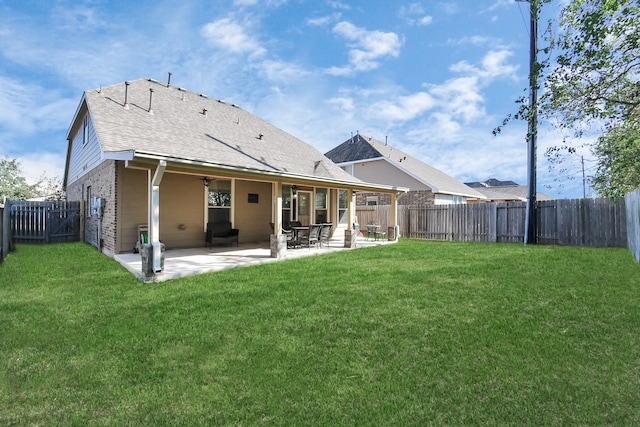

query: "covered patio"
(115, 232), (394, 282)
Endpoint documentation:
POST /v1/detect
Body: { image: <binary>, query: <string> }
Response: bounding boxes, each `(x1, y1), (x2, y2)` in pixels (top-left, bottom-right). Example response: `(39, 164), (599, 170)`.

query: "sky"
(0, 0), (593, 198)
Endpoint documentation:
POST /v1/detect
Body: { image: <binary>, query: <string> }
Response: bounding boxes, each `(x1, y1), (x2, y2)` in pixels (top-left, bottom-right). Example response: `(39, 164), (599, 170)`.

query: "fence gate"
(9, 200), (81, 244)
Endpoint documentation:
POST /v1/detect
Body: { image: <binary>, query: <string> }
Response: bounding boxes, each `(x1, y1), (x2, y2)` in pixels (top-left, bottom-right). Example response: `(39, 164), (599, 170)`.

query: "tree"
(543, 0), (639, 129)
(497, 0), (640, 196)
(0, 156), (40, 201)
(591, 120), (640, 197)
(543, 0), (640, 196)
(38, 175), (66, 201)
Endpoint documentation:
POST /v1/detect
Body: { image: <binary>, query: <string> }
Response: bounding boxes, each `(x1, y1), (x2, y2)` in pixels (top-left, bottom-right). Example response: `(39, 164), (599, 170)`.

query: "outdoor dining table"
(290, 226), (309, 248)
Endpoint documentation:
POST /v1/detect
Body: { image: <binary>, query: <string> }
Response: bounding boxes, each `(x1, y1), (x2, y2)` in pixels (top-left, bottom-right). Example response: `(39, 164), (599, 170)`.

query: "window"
(366, 195), (378, 206)
(338, 190), (348, 224)
(208, 180), (231, 223)
(341, 164), (354, 175)
(282, 185), (292, 228)
(315, 188), (328, 223)
(86, 186), (92, 217)
(82, 116), (89, 146)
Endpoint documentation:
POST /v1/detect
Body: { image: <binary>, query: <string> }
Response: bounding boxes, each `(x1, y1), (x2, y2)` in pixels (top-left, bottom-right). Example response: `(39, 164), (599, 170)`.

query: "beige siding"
(116, 163), (148, 253)
(117, 167), (206, 252)
(353, 160), (430, 191)
(67, 111), (103, 186)
(234, 180), (272, 242)
(159, 174), (206, 249)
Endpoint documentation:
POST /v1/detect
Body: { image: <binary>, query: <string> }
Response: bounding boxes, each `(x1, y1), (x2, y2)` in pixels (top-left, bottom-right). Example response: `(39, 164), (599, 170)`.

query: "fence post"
(626, 190), (640, 263)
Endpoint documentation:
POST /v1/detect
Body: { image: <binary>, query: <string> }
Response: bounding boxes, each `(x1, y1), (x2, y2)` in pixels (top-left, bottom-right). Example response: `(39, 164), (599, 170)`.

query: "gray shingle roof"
(325, 134), (486, 199)
(467, 185), (555, 202)
(81, 78), (363, 184)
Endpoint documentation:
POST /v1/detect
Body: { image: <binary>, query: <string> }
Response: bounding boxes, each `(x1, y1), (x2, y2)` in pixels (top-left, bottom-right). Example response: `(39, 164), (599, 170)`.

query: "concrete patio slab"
(114, 235), (394, 282)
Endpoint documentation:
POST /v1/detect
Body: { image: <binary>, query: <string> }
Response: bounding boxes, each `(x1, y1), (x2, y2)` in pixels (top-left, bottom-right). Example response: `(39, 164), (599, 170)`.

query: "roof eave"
(130, 151), (408, 194)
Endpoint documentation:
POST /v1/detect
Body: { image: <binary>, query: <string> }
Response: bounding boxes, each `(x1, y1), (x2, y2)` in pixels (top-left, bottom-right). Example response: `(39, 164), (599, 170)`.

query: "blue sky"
(0, 0), (592, 198)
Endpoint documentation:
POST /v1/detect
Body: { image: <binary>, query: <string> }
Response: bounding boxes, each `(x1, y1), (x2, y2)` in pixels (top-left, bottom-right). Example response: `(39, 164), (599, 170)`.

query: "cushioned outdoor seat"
(206, 222), (239, 248)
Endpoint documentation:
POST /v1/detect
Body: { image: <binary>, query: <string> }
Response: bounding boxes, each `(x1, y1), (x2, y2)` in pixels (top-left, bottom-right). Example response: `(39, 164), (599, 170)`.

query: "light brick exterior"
(66, 160), (118, 255)
(357, 189), (435, 206)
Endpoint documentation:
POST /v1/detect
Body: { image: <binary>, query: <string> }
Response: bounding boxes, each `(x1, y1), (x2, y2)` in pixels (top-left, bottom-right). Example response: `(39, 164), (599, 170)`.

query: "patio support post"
(389, 192), (399, 241)
(270, 182), (286, 258)
(149, 160), (166, 273)
(344, 189), (357, 248)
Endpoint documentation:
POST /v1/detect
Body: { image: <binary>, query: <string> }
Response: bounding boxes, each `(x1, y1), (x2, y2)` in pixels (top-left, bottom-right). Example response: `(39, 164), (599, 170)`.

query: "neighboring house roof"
(466, 178), (519, 188)
(325, 134), (485, 199)
(464, 179), (554, 202)
(65, 78), (404, 193)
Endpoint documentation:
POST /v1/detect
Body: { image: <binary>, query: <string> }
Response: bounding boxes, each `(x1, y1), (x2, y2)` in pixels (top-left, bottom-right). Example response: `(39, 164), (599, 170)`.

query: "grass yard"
(1, 239), (639, 426)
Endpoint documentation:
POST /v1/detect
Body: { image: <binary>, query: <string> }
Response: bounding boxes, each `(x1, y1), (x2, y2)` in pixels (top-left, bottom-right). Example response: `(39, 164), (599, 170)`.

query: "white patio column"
(270, 182), (286, 258)
(389, 192), (399, 241)
(344, 189), (357, 248)
(149, 160), (166, 272)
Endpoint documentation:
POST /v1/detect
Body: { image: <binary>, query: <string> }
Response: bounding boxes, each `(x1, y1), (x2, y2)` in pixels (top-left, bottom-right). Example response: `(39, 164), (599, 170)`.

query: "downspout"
(150, 160), (166, 272)
(390, 192), (398, 241)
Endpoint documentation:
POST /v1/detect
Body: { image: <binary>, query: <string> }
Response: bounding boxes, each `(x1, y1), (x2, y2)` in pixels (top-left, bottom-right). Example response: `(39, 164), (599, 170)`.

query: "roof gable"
(74, 78), (359, 184)
(324, 134), (383, 163)
(325, 134), (485, 199)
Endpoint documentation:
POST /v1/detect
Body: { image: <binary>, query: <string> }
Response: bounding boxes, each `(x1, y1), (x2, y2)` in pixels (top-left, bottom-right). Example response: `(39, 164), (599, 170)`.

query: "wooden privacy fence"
(8, 200), (81, 245)
(357, 198), (628, 248)
(0, 204), (5, 263)
(626, 189), (640, 263)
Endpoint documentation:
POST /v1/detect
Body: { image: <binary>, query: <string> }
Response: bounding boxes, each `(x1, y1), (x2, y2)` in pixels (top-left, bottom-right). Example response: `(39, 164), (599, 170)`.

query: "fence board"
(9, 200), (81, 244)
(0, 205), (4, 263)
(358, 198), (627, 248)
(626, 190), (640, 263)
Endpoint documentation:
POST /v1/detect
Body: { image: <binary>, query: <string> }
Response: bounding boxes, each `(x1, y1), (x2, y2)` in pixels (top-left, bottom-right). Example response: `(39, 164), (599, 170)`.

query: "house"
(464, 178), (555, 203)
(63, 78), (407, 273)
(324, 133), (486, 205)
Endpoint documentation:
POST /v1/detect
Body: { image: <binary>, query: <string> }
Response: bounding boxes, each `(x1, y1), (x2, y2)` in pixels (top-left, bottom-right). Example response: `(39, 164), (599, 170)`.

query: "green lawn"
(1, 240), (639, 426)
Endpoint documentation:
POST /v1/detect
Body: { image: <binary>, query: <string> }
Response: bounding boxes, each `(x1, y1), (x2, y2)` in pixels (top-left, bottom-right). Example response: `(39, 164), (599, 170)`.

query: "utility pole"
(521, 0), (538, 245)
(581, 155), (586, 198)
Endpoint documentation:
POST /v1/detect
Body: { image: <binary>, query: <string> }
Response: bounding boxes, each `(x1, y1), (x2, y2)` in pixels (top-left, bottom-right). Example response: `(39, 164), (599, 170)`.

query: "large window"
(282, 185), (292, 228)
(208, 180), (231, 223)
(338, 190), (348, 224)
(82, 116), (89, 146)
(315, 188), (328, 223)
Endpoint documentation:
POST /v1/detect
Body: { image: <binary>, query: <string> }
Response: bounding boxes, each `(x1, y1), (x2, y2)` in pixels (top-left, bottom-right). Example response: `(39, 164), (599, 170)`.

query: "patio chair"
(282, 226), (297, 248)
(366, 222), (378, 240)
(366, 221), (386, 241)
(319, 223), (333, 247)
(300, 224), (321, 249)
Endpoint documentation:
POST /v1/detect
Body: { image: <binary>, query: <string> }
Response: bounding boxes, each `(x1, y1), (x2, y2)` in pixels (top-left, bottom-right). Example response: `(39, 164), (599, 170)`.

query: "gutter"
(124, 150), (409, 195)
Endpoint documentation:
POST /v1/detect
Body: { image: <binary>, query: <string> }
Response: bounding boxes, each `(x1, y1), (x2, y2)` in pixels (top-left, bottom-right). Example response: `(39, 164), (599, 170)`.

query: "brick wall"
(399, 189), (435, 205)
(66, 160), (118, 255)
(356, 189), (435, 206)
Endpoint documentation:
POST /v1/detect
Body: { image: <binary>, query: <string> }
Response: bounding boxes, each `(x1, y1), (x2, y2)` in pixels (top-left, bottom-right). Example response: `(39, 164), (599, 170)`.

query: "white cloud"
(485, 0), (516, 12)
(327, 1), (351, 10)
(328, 21), (402, 74)
(399, 3), (433, 26)
(447, 35), (502, 47)
(368, 92), (436, 121)
(326, 96), (356, 119)
(200, 18), (266, 57)
(256, 60), (312, 82)
(450, 49), (518, 81)
(233, 0), (289, 6)
(307, 13), (341, 27)
(52, 5), (106, 32)
(17, 152), (66, 185)
(0, 75), (76, 135)
(428, 76), (485, 123)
